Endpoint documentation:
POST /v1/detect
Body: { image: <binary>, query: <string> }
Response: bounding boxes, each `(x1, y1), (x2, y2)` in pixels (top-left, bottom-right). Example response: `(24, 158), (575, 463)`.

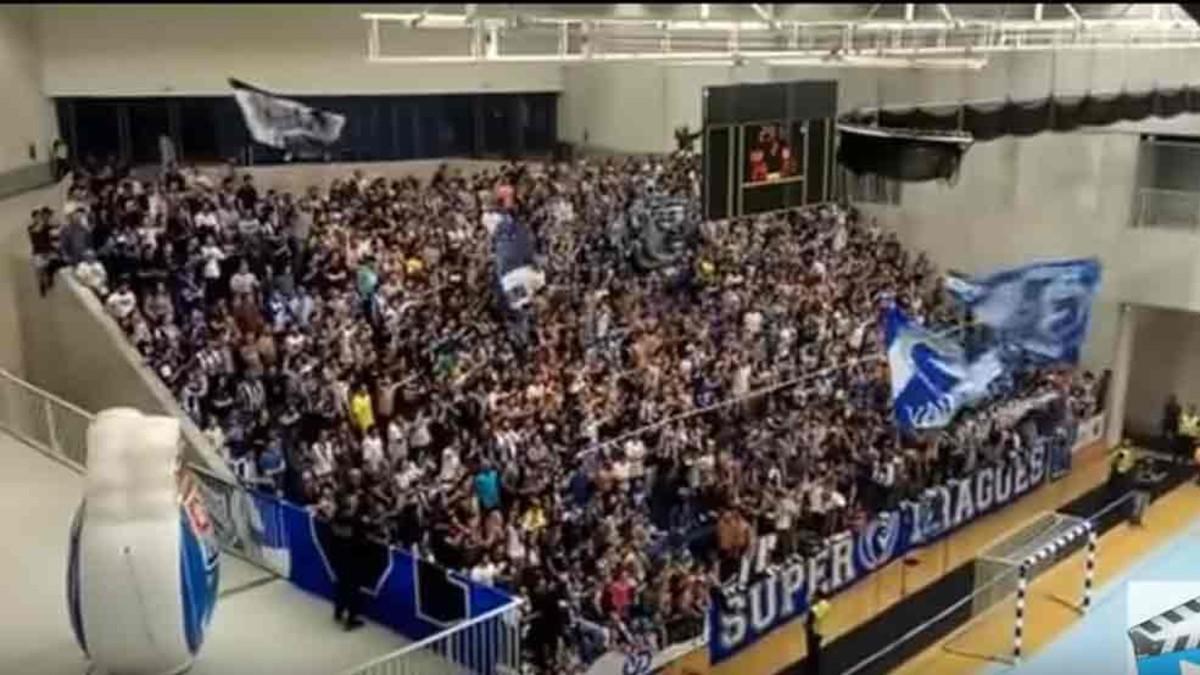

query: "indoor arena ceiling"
(361, 3), (1200, 66)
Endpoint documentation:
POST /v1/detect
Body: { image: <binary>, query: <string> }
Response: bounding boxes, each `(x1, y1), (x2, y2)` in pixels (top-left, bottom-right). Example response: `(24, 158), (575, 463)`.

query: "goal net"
(942, 511), (1096, 665)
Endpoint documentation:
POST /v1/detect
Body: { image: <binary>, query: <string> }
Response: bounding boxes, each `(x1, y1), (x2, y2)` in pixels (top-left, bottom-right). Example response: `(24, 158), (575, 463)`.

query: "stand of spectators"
(36, 152), (1097, 673)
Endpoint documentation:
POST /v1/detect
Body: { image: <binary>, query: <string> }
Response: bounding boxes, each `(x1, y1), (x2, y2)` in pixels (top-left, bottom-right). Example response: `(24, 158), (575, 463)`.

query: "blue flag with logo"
(491, 212), (544, 311)
(944, 258), (1101, 364)
(885, 305), (1003, 430)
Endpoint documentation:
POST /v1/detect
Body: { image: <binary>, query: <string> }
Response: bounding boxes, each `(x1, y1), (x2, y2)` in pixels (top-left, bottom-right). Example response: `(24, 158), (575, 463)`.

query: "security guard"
(805, 589), (832, 675)
(1183, 405), (1200, 460)
(1109, 440), (1142, 525)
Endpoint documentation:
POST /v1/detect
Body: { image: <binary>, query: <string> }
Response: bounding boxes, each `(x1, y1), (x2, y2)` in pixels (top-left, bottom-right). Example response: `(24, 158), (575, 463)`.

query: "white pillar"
(1105, 303), (1138, 447)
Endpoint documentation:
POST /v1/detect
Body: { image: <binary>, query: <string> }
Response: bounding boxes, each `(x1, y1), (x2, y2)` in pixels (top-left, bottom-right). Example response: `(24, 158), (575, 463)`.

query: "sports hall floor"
(0, 429), (409, 675)
(894, 468), (1200, 675)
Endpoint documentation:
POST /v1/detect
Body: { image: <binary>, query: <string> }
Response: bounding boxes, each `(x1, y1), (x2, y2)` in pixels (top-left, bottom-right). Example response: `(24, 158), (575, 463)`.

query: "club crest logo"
(857, 512), (901, 571)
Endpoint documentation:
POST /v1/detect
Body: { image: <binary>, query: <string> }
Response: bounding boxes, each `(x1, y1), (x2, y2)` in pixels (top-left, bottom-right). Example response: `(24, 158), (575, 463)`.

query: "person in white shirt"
(229, 261), (259, 298)
(386, 418), (407, 462)
(310, 433), (335, 479)
(439, 444), (462, 485)
(203, 417), (228, 465)
(105, 283), (138, 321)
(200, 237), (225, 282)
(394, 458), (423, 492)
(74, 252), (108, 296)
(623, 438), (647, 482)
(362, 426), (386, 473)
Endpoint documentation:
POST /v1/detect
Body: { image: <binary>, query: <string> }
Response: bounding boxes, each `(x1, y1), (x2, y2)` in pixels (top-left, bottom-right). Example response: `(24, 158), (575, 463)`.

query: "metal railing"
(343, 600), (524, 675)
(0, 367), (92, 472)
(1134, 187), (1200, 230)
(0, 366), (522, 674)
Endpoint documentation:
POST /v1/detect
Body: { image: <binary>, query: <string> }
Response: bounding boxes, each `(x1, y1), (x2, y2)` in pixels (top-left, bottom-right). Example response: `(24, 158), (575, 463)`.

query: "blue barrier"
(244, 490), (515, 642)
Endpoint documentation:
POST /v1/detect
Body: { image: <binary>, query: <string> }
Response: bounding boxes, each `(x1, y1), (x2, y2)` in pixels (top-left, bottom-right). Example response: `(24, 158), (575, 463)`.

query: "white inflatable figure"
(67, 409), (220, 674)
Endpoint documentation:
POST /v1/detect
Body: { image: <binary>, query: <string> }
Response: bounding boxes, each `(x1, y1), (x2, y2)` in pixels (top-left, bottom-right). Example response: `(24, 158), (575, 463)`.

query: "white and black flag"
(229, 78), (346, 151)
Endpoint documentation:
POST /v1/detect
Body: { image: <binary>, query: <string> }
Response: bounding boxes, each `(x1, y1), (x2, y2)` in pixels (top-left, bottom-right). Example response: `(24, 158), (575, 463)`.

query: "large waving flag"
(229, 78), (346, 150)
(492, 212), (544, 311)
(628, 194), (698, 271)
(944, 258), (1101, 364)
(885, 306), (1003, 430)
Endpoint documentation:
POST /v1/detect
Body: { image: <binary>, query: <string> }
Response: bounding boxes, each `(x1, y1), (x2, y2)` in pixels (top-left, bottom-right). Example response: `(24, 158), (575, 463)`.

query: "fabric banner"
(191, 467), (290, 576)
(229, 78), (346, 150)
(709, 442), (1049, 663)
(492, 212), (544, 311)
(191, 471), (516, 658)
(885, 305), (1003, 430)
(945, 258), (1102, 365)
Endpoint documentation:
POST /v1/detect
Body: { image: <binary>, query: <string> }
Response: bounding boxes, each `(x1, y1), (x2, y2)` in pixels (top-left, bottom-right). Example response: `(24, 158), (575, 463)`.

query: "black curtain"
(838, 84), (1200, 182)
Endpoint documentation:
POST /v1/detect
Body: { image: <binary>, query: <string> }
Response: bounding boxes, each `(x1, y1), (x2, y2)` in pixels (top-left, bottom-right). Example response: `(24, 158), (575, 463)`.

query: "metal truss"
(362, 4), (1200, 67)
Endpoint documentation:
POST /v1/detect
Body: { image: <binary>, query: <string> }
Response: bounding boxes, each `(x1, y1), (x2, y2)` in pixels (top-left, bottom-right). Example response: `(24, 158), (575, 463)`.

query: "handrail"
(0, 367), (94, 421)
(340, 598), (525, 675)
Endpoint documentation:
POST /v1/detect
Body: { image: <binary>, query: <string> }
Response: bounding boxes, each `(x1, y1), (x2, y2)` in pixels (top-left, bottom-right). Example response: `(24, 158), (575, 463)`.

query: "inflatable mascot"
(67, 409), (220, 674)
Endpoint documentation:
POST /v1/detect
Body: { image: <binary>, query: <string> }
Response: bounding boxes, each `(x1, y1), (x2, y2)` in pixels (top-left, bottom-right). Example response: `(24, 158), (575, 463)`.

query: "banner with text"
(709, 442), (1049, 663)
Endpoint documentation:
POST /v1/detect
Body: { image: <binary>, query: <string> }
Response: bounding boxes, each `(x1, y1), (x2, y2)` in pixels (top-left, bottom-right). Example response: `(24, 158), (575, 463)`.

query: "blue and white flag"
(944, 258), (1101, 364)
(492, 212), (544, 311)
(885, 306), (1004, 430)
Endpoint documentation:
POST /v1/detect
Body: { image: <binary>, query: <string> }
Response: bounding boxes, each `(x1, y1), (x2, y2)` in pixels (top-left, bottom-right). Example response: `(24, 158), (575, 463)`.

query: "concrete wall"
(859, 129), (1142, 377)
(0, 6), (55, 192)
(558, 62), (773, 155)
(562, 47), (1200, 155)
(11, 262), (232, 478)
(1126, 306), (1200, 435)
(35, 5), (563, 96)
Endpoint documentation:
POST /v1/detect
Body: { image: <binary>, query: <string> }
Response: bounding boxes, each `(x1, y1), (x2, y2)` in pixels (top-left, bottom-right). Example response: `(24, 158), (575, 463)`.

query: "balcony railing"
(1135, 187), (1200, 231)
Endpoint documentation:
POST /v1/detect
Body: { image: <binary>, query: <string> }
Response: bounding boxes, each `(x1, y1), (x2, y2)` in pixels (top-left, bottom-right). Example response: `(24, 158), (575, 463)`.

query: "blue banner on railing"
(708, 442), (1049, 663)
(268, 498), (515, 641)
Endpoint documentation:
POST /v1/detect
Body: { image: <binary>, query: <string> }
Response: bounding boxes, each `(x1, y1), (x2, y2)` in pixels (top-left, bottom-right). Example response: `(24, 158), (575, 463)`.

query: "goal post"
(940, 511), (1097, 666)
(1013, 520), (1097, 663)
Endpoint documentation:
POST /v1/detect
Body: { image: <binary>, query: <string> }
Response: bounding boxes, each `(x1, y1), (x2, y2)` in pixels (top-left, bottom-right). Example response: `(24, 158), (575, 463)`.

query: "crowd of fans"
(30, 152), (1100, 673)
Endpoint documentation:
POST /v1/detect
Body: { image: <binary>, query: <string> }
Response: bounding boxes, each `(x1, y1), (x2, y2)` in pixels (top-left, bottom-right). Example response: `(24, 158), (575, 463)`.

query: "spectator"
(42, 153), (1096, 672)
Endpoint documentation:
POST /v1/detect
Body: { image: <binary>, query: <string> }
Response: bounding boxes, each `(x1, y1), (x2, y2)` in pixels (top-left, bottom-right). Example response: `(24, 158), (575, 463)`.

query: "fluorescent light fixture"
(767, 54), (987, 70)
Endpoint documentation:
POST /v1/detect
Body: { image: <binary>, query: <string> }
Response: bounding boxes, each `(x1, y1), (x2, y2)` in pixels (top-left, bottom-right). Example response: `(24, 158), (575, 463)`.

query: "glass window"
(128, 99), (171, 166)
(72, 100), (121, 166)
(523, 94), (557, 153)
(481, 95), (516, 157)
(180, 98), (221, 163)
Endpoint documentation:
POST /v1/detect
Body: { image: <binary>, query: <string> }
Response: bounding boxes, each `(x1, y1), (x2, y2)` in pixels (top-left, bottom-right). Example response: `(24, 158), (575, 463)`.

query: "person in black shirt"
(528, 573), (568, 672)
(329, 491), (368, 630)
(1163, 394), (1183, 461)
(236, 174), (259, 213)
(28, 208), (59, 295)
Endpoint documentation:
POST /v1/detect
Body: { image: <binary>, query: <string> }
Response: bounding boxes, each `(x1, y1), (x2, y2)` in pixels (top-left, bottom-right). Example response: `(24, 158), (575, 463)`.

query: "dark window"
(128, 100), (171, 165)
(180, 99), (221, 163)
(523, 94), (556, 153)
(73, 101), (121, 166)
(57, 92), (557, 166)
(481, 95), (517, 157)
